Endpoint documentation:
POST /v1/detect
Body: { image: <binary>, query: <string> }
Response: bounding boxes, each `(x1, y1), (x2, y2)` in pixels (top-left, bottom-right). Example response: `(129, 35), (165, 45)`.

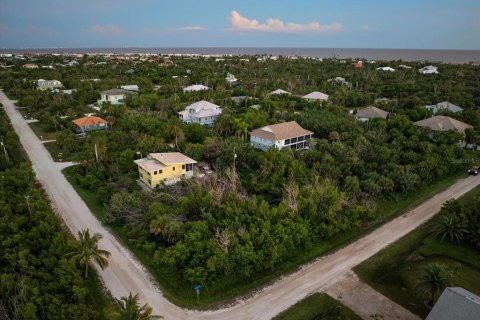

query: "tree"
(429, 213), (467, 243)
(415, 263), (452, 307)
(113, 293), (161, 320)
(68, 229), (111, 278)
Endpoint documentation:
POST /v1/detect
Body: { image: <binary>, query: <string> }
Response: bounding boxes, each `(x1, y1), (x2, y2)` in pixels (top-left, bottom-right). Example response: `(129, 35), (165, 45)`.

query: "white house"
(398, 64), (412, 69)
(269, 89), (291, 96)
(425, 101), (463, 115)
(226, 73), (238, 86)
(419, 65), (439, 74)
(97, 88), (137, 105)
(120, 84), (139, 92)
(302, 91), (329, 101)
(183, 84), (209, 93)
(376, 66), (395, 72)
(250, 121), (313, 151)
(178, 100), (222, 126)
(36, 79), (63, 91)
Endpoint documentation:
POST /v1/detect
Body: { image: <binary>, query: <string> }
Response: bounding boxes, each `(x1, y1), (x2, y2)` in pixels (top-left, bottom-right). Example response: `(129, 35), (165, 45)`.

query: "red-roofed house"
(72, 116), (108, 134)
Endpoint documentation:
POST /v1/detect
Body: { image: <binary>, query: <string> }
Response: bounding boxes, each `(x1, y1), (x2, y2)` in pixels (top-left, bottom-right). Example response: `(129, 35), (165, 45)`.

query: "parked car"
(468, 167), (479, 175)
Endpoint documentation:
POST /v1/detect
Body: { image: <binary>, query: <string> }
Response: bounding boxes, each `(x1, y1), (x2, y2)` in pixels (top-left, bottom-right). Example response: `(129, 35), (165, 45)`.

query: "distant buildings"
(355, 106), (389, 122)
(36, 79), (63, 91)
(419, 65), (439, 74)
(226, 73), (238, 86)
(376, 66), (395, 72)
(302, 91), (329, 101)
(269, 89), (291, 96)
(134, 152), (196, 188)
(425, 101), (463, 115)
(183, 84), (209, 93)
(23, 63), (39, 69)
(426, 287), (480, 320)
(250, 121), (313, 151)
(120, 84), (139, 92)
(415, 115), (472, 134)
(72, 115), (108, 134)
(178, 100), (222, 126)
(98, 88), (137, 105)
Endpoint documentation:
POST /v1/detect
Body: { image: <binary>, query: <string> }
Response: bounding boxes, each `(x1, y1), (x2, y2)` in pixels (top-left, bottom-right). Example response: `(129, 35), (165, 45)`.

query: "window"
(298, 136), (304, 141)
(148, 178), (151, 184)
(159, 170), (163, 174)
(140, 173), (143, 179)
(154, 171), (157, 175)
(172, 167), (176, 171)
(285, 138), (291, 144)
(182, 164), (185, 170)
(291, 137), (298, 143)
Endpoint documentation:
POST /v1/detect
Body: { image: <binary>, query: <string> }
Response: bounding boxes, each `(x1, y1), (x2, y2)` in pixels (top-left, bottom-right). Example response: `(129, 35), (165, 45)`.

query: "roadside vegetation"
(1, 54), (480, 307)
(273, 293), (360, 320)
(0, 108), (114, 319)
(355, 186), (480, 318)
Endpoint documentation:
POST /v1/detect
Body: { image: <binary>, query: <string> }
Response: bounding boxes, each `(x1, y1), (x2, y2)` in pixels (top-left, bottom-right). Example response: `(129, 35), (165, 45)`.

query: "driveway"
(2, 89), (479, 319)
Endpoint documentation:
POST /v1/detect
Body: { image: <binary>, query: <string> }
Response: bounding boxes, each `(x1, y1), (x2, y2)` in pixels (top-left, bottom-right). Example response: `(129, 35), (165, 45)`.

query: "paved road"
(2, 89), (479, 319)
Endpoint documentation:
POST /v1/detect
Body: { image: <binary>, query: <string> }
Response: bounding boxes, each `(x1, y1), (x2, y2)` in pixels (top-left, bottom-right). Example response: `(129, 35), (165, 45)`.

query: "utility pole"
(0, 136), (9, 161)
(94, 143), (99, 162)
(25, 195), (31, 217)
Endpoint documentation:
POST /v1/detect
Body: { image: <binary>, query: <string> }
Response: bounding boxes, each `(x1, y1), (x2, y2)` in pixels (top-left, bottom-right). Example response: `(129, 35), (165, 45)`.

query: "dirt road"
(2, 89), (479, 319)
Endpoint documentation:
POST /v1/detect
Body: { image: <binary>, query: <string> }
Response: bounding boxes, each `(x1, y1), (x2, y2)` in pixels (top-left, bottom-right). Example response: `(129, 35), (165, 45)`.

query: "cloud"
(229, 10), (342, 33)
(171, 26), (205, 31)
(88, 24), (123, 35)
(361, 25), (376, 31)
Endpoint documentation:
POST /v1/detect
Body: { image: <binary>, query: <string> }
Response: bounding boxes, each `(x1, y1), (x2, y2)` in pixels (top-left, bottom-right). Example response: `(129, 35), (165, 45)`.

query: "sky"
(0, 0), (479, 49)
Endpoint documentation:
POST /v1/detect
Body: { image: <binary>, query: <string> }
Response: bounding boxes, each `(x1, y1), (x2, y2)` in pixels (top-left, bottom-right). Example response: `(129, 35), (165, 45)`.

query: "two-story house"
(134, 152), (197, 188)
(178, 100), (222, 126)
(250, 121), (313, 151)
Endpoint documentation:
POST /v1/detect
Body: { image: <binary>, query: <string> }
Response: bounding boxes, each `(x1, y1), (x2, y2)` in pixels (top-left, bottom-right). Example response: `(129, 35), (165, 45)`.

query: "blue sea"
(1, 47), (479, 64)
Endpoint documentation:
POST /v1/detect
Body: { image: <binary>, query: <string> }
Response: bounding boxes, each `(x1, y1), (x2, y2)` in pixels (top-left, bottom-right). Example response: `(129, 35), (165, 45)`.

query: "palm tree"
(429, 214), (467, 243)
(67, 229), (111, 278)
(113, 293), (161, 320)
(415, 263), (452, 307)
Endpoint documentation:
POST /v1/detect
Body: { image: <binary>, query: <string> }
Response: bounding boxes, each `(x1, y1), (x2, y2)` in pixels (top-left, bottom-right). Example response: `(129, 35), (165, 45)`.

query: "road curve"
(2, 89), (479, 320)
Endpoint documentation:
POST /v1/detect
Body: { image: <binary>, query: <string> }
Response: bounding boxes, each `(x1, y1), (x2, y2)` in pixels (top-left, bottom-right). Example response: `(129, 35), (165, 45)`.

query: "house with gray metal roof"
(425, 101), (463, 115)
(426, 287), (480, 320)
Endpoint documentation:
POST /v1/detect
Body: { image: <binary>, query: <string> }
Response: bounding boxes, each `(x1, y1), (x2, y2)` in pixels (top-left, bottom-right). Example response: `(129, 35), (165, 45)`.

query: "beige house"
(415, 116), (472, 134)
(250, 121), (313, 151)
(134, 152), (196, 189)
(355, 106), (389, 122)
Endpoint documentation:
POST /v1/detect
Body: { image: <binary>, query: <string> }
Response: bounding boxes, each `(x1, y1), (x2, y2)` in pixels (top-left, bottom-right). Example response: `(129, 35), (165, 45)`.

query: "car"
(468, 167), (479, 175)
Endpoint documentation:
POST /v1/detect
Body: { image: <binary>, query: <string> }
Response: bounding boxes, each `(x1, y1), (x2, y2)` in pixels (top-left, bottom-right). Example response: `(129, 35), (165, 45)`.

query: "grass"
(62, 166), (473, 309)
(28, 121), (58, 141)
(355, 185), (480, 318)
(273, 293), (361, 320)
(85, 271), (119, 319)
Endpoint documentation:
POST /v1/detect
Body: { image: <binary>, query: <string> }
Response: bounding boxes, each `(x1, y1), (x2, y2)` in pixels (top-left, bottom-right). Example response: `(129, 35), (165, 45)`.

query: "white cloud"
(229, 10), (343, 33)
(171, 26), (205, 31)
(88, 24), (123, 35)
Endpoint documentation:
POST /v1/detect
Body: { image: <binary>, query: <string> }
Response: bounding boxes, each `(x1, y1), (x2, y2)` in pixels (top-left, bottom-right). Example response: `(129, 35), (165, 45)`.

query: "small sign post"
(193, 284), (202, 303)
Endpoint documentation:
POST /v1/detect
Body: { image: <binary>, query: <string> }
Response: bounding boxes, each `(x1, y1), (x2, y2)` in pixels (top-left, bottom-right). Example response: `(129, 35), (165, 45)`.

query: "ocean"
(1, 47), (479, 64)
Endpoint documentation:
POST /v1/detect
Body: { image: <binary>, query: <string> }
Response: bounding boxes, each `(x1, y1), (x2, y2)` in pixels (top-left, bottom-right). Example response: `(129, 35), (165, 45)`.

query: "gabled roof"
(426, 287), (480, 320)
(435, 101), (463, 113)
(100, 88), (137, 96)
(269, 89), (291, 95)
(183, 84), (209, 92)
(376, 66), (395, 72)
(302, 91), (329, 101)
(355, 106), (389, 120)
(72, 116), (108, 127)
(415, 115), (472, 133)
(250, 121), (313, 141)
(180, 100), (222, 118)
(134, 152), (197, 172)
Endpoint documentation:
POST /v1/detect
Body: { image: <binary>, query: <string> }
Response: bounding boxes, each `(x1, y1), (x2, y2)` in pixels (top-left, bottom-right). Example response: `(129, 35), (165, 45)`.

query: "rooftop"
(100, 88), (137, 96)
(250, 121), (313, 141)
(426, 287), (480, 320)
(302, 91), (329, 101)
(415, 115), (472, 133)
(72, 115), (108, 127)
(355, 106), (389, 120)
(134, 152), (197, 172)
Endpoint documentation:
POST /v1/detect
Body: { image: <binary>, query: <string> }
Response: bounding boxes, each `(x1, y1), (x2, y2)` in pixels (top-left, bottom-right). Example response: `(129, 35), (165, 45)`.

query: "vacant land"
(355, 186), (480, 318)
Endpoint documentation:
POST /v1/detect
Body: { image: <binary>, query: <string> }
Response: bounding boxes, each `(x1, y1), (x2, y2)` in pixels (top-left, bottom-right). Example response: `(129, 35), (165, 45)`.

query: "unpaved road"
(3, 89), (479, 319)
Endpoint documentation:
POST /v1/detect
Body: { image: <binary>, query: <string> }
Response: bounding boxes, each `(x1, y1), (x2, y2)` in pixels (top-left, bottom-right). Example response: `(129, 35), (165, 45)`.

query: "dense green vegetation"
(0, 108), (113, 319)
(355, 187), (480, 318)
(1, 54), (479, 307)
(273, 293), (360, 320)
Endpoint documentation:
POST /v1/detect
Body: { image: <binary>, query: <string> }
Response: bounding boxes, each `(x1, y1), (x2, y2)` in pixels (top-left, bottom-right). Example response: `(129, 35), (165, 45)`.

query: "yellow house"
(134, 152), (196, 189)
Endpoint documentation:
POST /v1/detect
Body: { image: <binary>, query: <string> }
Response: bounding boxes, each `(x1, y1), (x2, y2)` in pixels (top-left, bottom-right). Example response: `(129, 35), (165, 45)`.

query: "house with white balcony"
(250, 121), (313, 151)
(97, 88), (137, 105)
(36, 79), (63, 91)
(178, 100), (222, 126)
